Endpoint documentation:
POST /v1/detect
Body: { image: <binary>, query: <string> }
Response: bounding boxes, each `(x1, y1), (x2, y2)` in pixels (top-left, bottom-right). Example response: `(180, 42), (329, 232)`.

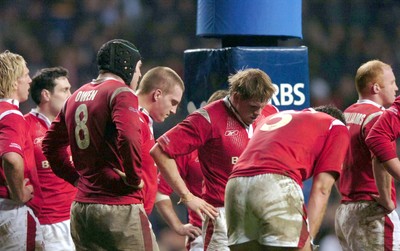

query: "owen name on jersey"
(75, 90), (98, 102)
(344, 112), (366, 125)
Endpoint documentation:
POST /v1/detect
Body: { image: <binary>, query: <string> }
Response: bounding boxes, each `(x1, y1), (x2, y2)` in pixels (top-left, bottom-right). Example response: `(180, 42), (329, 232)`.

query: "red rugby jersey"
(366, 95), (400, 163)
(25, 110), (77, 224)
(139, 109), (157, 215)
(42, 79), (143, 205)
(339, 100), (396, 203)
(0, 100), (42, 214)
(157, 98), (277, 207)
(230, 109), (350, 187)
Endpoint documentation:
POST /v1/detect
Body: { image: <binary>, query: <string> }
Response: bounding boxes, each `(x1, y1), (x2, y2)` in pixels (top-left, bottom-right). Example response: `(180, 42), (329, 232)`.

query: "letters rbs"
(271, 83), (306, 106)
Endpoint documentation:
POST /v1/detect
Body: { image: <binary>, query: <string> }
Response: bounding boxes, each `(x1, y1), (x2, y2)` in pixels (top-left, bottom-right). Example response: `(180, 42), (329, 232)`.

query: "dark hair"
(97, 39), (141, 85)
(30, 66), (69, 105)
(313, 104), (346, 124)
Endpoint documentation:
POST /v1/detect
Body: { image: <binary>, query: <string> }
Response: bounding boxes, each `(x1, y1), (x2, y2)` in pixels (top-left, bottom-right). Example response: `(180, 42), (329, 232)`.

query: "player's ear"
(231, 92), (240, 102)
(153, 89), (162, 101)
(372, 83), (380, 94)
(41, 89), (51, 102)
(12, 79), (18, 91)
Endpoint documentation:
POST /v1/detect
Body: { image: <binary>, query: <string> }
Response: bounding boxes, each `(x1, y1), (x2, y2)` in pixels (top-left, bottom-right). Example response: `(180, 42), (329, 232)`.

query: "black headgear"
(97, 39), (141, 85)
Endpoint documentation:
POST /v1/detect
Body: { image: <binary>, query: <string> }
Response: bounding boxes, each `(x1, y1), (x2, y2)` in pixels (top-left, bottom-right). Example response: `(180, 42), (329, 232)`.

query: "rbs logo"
(271, 83), (306, 106)
(185, 82), (308, 114)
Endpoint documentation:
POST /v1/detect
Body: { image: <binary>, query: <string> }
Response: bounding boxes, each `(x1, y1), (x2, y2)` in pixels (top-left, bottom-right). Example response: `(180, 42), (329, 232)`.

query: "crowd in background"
(2, 0), (400, 115)
(0, 0), (219, 115)
(2, 0), (400, 250)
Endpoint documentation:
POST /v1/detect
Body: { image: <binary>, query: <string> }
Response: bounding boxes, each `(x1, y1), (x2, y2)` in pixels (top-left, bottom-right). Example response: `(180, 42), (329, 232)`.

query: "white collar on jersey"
(357, 99), (384, 110)
(0, 98), (19, 107)
(91, 77), (123, 84)
(223, 96), (254, 137)
(139, 106), (154, 134)
(29, 108), (52, 127)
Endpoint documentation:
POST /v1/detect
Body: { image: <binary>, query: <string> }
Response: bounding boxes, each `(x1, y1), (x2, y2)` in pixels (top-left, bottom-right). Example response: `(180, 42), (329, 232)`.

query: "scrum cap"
(97, 39), (141, 85)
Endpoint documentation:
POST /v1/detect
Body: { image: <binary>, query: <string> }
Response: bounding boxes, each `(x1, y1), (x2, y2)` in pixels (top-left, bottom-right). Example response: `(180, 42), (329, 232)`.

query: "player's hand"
(9, 178), (33, 203)
(371, 194), (395, 212)
(310, 237), (319, 251)
(176, 223), (202, 239)
(183, 195), (219, 221)
(21, 178), (34, 203)
(113, 168), (144, 190)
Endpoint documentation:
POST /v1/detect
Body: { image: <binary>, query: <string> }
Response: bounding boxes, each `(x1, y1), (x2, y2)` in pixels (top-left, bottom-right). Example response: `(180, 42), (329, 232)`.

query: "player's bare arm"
(307, 172), (336, 245)
(382, 157), (400, 181)
(155, 192), (202, 238)
(150, 143), (219, 220)
(371, 157), (395, 212)
(2, 152), (33, 203)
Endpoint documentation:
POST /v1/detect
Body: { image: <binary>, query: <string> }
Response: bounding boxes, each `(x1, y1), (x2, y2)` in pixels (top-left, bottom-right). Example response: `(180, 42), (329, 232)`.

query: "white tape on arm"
(155, 191), (171, 203)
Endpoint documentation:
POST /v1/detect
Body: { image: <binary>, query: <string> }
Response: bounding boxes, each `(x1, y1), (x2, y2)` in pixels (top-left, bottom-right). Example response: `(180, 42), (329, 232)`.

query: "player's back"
(231, 109), (349, 185)
(339, 101), (391, 202)
(65, 80), (121, 173)
(63, 79), (142, 203)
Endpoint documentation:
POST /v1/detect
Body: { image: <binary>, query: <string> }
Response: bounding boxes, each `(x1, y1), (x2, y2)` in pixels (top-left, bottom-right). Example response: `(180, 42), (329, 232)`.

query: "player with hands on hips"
(42, 39), (160, 251)
(24, 66), (78, 251)
(0, 50), (45, 250)
(335, 60), (400, 251)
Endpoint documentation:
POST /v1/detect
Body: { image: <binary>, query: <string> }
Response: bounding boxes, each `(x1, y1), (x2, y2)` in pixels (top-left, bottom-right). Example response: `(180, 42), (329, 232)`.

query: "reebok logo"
(34, 137), (44, 145)
(225, 130), (238, 136)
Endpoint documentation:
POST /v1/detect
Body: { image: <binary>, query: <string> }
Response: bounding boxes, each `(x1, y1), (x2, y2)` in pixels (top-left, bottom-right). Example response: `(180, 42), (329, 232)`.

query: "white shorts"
(41, 219), (75, 251)
(0, 198), (44, 250)
(203, 207), (229, 251)
(71, 202), (159, 251)
(186, 234), (204, 251)
(335, 201), (400, 251)
(225, 173), (309, 248)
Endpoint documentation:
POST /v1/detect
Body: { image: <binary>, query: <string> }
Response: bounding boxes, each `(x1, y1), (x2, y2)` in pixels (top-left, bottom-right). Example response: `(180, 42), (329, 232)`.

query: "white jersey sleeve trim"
(109, 86), (136, 108)
(0, 109), (23, 121)
(361, 111), (383, 138)
(329, 119), (346, 130)
(196, 108), (211, 124)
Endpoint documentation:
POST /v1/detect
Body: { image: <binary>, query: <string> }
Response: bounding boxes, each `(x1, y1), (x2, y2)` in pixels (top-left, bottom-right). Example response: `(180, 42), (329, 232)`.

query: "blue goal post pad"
(183, 46), (310, 112)
(197, 0), (302, 39)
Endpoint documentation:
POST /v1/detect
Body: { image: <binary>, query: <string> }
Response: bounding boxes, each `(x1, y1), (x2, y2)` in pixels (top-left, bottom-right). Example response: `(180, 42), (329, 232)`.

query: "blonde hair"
(355, 59), (391, 94)
(137, 66), (184, 95)
(0, 51), (26, 98)
(207, 89), (228, 104)
(228, 68), (276, 103)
